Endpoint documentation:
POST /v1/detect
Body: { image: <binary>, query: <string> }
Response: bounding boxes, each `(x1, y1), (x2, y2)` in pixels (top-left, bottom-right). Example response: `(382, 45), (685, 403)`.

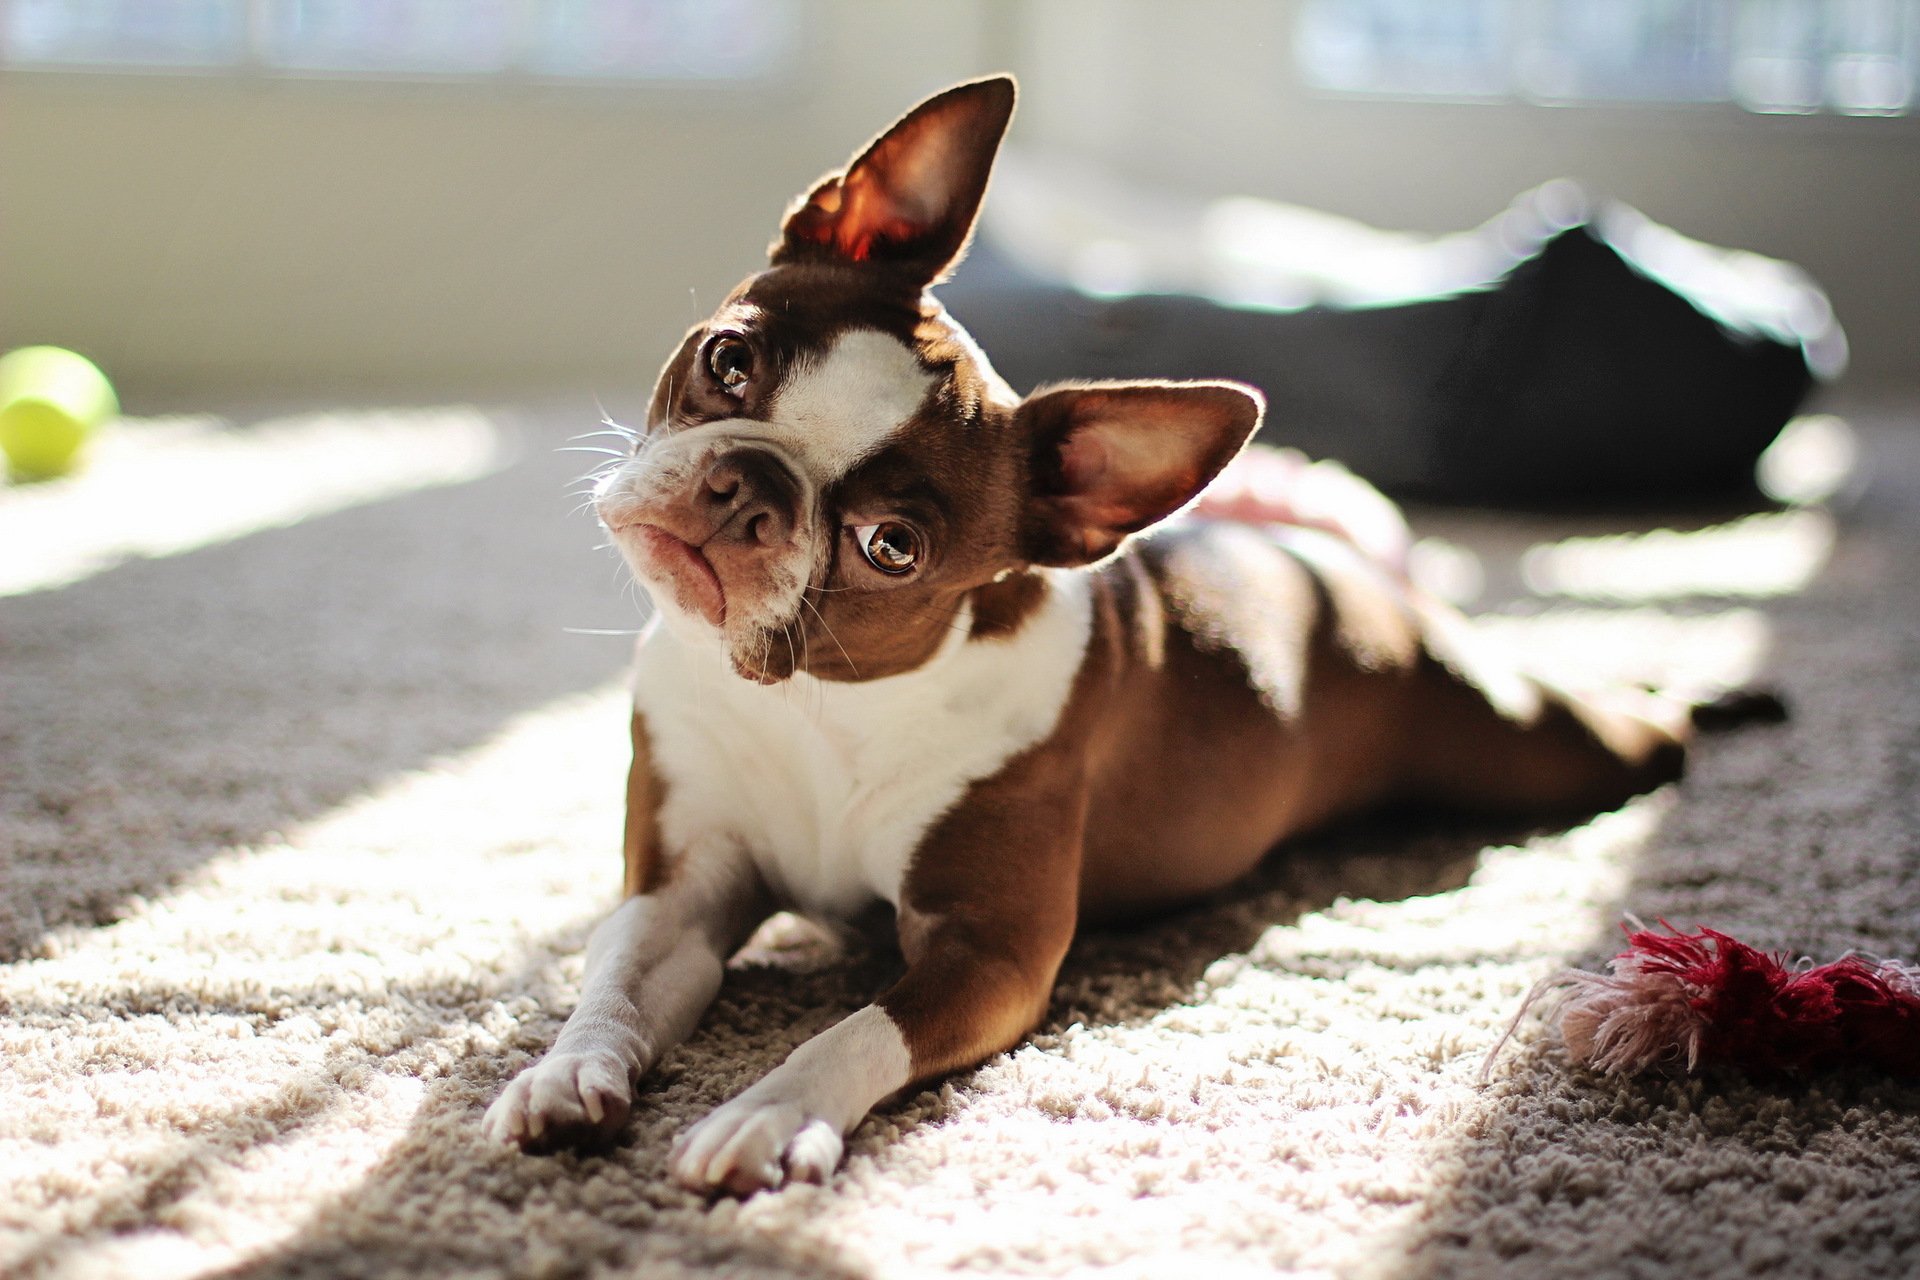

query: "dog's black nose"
(701, 448), (800, 549)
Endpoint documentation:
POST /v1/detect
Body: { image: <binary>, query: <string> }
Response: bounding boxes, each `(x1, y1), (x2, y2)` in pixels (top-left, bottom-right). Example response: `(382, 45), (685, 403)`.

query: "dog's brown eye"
(707, 336), (752, 391)
(853, 522), (920, 575)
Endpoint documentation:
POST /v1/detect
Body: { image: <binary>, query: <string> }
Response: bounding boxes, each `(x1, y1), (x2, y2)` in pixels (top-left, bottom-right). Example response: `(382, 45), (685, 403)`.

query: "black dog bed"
(942, 168), (1844, 508)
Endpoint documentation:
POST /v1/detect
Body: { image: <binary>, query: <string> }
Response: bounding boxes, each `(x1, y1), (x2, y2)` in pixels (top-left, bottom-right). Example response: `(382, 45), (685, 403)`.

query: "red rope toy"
(1494, 922), (1920, 1079)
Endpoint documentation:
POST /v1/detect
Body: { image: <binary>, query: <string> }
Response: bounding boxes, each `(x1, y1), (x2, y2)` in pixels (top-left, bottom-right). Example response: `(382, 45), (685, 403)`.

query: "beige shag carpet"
(4, 399), (1919, 1280)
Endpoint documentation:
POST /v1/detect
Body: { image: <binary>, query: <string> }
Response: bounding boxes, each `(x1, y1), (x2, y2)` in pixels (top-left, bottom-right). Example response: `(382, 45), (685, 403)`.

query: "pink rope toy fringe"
(1485, 922), (1920, 1080)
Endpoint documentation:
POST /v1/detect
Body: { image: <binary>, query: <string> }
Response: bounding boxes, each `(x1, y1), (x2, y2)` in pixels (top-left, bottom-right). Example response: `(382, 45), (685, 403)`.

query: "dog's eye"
(853, 522), (920, 575)
(707, 336), (753, 392)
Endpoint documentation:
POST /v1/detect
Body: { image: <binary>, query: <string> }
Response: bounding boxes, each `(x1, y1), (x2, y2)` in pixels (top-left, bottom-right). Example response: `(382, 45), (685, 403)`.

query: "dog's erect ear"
(773, 75), (1016, 285)
(1019, 381), (1264, 567)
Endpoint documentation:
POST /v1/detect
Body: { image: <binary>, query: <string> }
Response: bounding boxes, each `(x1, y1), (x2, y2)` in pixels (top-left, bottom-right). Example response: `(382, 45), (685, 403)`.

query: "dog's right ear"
(1019, 381), (1265, 568)
(772, 75), (1016, 286)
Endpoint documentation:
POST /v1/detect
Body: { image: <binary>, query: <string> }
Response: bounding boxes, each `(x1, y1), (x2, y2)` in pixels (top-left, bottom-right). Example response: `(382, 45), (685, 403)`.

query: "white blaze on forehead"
(770, 329), (935, 481)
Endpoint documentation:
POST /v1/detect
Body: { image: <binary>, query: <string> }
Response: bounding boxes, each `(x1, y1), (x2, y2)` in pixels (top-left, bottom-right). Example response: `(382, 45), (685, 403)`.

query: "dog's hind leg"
(1391, 606), (1695, 817)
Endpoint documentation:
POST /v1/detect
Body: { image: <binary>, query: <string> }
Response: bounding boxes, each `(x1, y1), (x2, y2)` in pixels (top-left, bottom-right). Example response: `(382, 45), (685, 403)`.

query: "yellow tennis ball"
(0, 346), (118, 481)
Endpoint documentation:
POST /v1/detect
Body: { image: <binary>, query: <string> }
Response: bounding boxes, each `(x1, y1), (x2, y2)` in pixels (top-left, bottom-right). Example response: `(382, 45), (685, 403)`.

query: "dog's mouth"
(621, 523), (728, 627)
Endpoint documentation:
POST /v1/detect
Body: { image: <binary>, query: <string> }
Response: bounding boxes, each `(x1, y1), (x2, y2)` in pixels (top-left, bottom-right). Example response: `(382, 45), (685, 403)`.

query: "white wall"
(0, 2), (996, 405)
(1, 0), (1914, 406)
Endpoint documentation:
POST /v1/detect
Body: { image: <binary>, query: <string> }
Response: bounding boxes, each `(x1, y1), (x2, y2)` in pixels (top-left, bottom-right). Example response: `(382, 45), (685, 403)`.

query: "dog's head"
(595, 75), (1263, 683)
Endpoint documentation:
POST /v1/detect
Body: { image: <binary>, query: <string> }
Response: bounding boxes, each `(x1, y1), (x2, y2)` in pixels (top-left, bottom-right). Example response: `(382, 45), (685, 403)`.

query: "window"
(0, 0), (799, 82)
(1296, 0), (1917, 115)
(4, 0), (246, 67)
(259, 1), (520, 76)
(1296, 0), (1513, 99)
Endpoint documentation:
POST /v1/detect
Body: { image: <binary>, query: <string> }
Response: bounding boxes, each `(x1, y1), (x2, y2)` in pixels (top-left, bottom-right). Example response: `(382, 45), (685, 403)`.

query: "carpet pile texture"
(3, 402), (1917, 1279)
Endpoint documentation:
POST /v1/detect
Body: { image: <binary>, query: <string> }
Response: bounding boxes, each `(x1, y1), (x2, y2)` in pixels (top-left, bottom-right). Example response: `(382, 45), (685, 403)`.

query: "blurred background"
(2, 0), (1916, 412)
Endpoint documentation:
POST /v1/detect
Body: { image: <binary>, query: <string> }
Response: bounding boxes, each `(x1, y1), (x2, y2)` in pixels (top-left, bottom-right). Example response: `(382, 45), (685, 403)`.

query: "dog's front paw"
(484, 1048), (634, 1151)
(669, 1096), (843, 1195)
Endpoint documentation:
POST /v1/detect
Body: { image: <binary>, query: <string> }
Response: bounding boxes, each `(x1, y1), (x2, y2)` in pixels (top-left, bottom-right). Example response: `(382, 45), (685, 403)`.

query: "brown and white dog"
(483, 75), (1720, 1194)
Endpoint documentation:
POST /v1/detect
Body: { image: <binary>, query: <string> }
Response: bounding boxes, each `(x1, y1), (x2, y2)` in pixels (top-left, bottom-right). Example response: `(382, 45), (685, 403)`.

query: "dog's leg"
(1396, 607), (1693, 815)
(484, 844), (768, 1149)
(666, 912), (1072, 1195)
(671, 771), (1083, 1195)
(666, 1000), (916, 1195)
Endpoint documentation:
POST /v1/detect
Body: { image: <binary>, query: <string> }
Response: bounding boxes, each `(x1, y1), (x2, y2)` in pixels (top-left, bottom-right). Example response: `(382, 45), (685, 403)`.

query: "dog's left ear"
(1019, 381), (1265, 567)
(773, 75), (1016, 285)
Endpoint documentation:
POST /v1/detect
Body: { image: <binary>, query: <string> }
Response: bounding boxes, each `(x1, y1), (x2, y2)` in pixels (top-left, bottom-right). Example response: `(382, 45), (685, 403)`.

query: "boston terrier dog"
(484, 75), (1726, 1194)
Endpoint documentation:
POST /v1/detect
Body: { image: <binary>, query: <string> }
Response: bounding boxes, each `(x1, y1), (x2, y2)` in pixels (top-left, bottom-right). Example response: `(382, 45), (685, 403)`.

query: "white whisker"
(568, 426), (639, 445)
(799, 593), (860, 680)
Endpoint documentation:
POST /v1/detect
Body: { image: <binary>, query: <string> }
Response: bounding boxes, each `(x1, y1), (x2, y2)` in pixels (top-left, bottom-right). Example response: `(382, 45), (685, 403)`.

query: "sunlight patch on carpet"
(0, 407), (514, 597)
(0, 682), (630, 1278)
(1521, 509), (1835, 603)
(1474, 606), (1773, 691)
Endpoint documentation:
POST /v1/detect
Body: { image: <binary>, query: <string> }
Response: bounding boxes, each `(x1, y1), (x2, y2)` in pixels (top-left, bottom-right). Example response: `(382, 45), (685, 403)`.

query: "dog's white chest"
(631, 574), (1092, 917)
